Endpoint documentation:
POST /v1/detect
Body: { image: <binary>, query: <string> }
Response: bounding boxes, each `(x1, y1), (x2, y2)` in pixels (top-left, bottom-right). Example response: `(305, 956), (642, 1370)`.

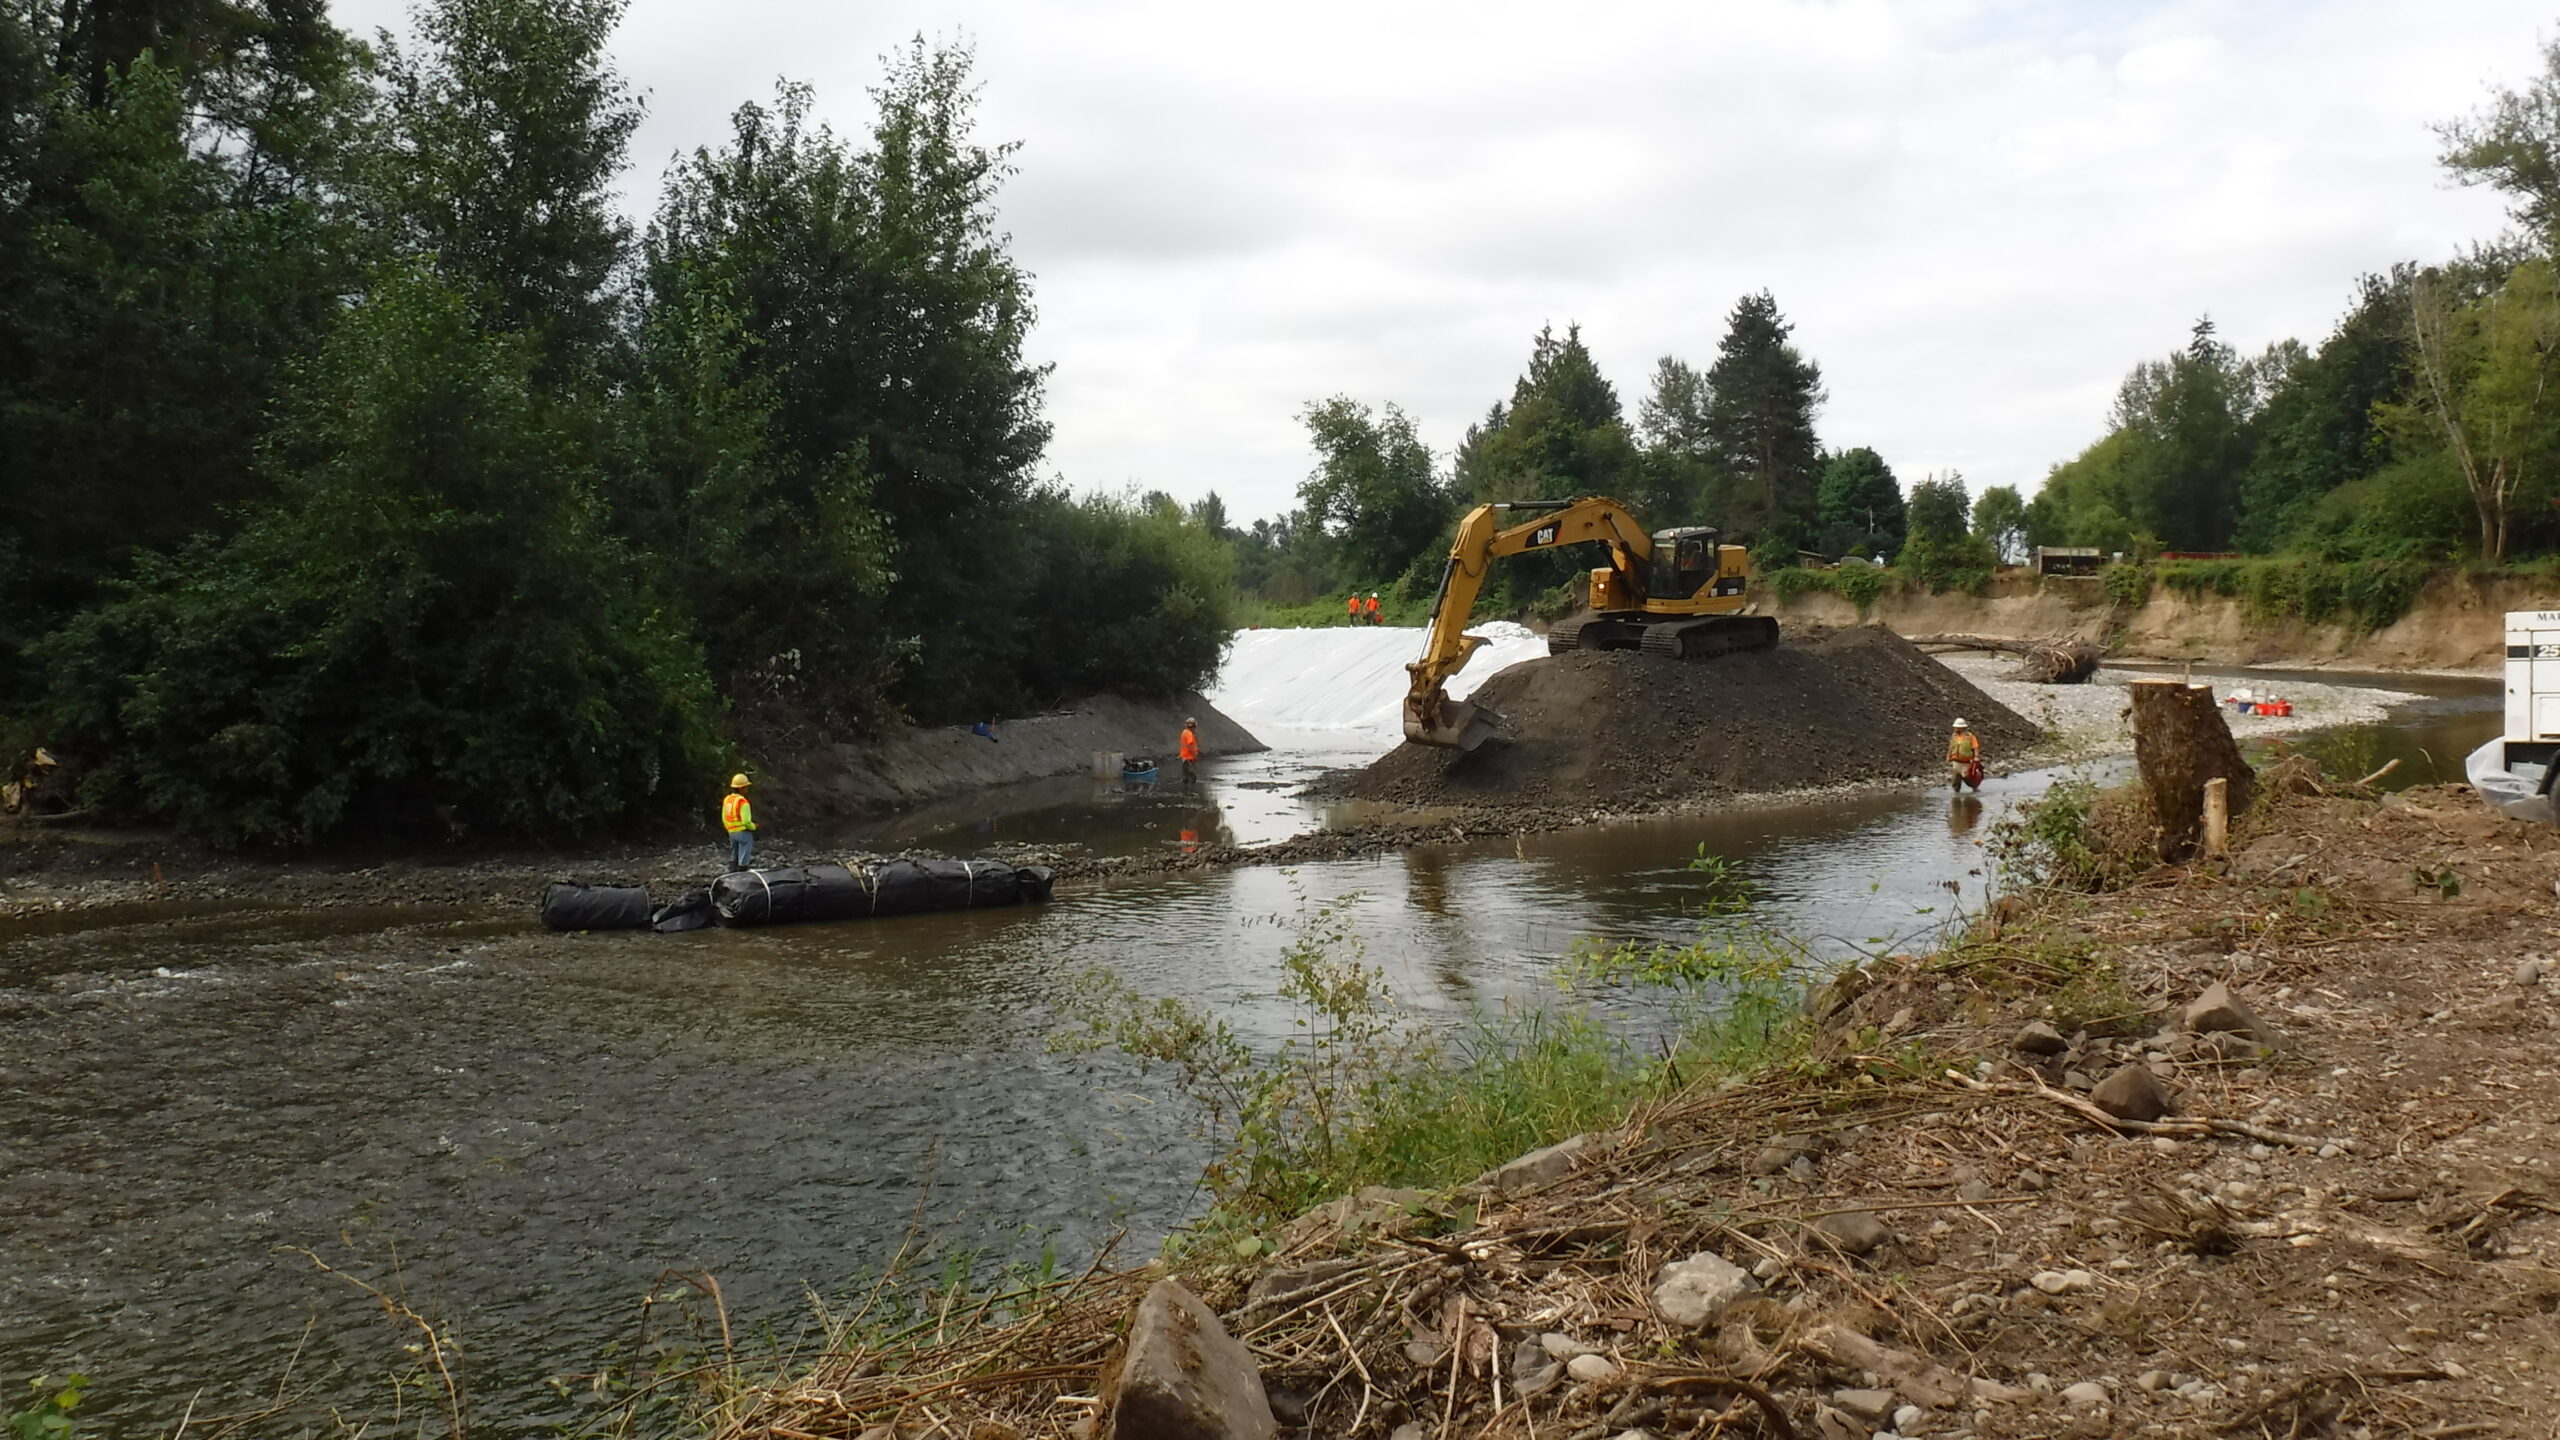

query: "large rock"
(2091, 1064), (2172, 1122)
(1651, 1251), (1753, 1328)
(1479, 1134), (1593, 1196)
(1102, 1279), (1278, 1440)
(2180, 982), (2279, 1047)
(2014, 1020), (2069, 1056)
(1747, 1132), (1818, 1175)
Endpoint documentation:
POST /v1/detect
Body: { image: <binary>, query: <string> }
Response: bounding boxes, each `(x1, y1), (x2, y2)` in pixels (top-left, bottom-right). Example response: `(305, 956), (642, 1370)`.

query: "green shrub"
(8, 1375), (85, 1440)
(2114, 556), (2430, 633)
(1767, 563), (1889, 614)
(1833, 564), (1888, 610)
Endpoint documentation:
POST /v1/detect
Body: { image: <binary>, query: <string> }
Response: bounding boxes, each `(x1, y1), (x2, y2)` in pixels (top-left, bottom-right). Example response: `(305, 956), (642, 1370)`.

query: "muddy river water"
(0, 659), (2499, 1434)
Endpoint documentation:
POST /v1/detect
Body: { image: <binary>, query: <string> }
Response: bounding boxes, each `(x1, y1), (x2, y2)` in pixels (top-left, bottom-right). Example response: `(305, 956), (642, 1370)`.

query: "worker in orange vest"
(1179, 716), (1201, 784)
(1946, 720), (1983, 793)
(1364, 591), (1382, 625)
(1345, 593), (1361, 625)
(721, 773), (757, 869)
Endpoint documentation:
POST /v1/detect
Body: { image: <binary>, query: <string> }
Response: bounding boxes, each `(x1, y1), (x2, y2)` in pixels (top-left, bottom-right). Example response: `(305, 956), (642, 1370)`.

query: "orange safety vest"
(1346, 596), (1360, 616)
(1364, 596), (1380, 616)
(1179, 727), (1200, 762)
(1947, 731), (1979, 763)
(721, 792), (755, 832)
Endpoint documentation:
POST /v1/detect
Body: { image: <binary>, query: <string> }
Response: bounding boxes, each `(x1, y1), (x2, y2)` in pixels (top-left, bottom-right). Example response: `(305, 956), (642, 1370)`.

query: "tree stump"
(2130, 680), (2255, 861)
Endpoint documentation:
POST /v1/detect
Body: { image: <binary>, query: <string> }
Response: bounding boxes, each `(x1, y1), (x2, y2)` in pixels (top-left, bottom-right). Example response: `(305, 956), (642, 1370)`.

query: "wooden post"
(2129, 680), (2255, 862)
(2202, 777), (2230, 858)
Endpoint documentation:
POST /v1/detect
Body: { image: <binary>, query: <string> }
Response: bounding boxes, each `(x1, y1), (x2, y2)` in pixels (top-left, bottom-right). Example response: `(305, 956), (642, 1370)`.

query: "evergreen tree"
(1459, 324), (1637, 502)
(1813, 446), (1904, 558)
(1701, 291), (1825, 552)
(1452, 325), (1638, 603)
(1632, 355), (1713, 524)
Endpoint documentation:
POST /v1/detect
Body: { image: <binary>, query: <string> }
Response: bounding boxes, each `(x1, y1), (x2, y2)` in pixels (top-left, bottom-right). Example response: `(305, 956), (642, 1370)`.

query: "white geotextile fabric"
(1206, 622), (1547, 752)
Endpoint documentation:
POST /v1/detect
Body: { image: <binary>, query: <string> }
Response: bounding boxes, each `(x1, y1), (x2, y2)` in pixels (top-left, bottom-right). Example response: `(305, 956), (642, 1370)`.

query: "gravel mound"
(1343, 624), (2039, 807)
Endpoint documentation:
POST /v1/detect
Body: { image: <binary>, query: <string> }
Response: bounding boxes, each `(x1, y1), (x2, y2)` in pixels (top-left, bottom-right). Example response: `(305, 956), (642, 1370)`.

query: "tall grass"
(1052, 863), (1823, 1250)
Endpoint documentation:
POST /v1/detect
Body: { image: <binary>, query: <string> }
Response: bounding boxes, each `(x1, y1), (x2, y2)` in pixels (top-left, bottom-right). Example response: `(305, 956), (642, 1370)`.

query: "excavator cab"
(1647, 528), (1724, 601)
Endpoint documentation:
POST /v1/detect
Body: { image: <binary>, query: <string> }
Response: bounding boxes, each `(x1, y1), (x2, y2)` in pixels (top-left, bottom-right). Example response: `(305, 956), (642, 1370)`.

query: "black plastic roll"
(539, 881), (652, 932)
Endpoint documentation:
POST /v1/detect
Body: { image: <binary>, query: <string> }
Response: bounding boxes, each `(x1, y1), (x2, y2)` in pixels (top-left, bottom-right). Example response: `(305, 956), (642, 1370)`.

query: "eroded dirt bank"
(1776, 568), (2554, 673)
(726, 771), (2560, 1438)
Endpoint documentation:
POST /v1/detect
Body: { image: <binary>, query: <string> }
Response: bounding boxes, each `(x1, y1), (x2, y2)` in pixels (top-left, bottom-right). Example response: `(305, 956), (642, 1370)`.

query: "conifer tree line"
(1, 0), (1234, 842)
(1233, 32), (2560, 614)
(1227, 296), (1978, 616)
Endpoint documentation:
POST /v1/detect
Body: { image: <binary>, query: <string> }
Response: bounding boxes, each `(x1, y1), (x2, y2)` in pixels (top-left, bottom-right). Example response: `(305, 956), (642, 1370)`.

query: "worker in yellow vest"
(1179, 716), (1201, 784)
(721, 773), (757, 869)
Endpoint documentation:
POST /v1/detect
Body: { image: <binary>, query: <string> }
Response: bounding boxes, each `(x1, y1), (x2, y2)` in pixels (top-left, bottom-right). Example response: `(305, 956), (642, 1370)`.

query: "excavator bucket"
(1403, 690), (1498, 751)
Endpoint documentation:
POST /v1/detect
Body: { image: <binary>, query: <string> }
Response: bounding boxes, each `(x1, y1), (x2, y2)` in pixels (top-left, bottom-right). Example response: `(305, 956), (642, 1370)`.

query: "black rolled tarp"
(710, 858), (1055, 928)
(539, 881), (652, 932)
(650, 887), (716, 933)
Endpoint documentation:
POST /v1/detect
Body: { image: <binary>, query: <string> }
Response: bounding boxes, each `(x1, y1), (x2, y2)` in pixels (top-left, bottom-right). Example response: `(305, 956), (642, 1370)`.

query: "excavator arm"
(1402, 497), (1656, 750)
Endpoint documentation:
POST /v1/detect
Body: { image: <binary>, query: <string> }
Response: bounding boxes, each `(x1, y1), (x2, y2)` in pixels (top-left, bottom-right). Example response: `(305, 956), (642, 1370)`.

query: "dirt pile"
(1346, 623), (2039, 807)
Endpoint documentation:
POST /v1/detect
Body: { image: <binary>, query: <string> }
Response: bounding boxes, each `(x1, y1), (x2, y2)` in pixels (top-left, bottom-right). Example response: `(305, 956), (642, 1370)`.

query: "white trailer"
(2466, 610), (2560, 821)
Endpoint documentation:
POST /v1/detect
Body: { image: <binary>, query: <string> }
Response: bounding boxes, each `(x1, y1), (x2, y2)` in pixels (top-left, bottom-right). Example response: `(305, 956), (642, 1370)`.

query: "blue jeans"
(730, 830), (754, 869)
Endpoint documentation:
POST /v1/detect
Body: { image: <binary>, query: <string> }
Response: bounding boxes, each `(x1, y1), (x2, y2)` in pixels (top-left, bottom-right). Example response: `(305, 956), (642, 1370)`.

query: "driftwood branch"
(1907, 633), (2102, 684)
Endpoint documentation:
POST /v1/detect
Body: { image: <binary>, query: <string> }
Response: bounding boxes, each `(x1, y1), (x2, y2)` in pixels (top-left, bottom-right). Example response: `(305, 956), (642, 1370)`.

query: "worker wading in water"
(1947, 719), (1984, 793)
(1179, 716), (1201, 784)
(721, 773), (758, 868)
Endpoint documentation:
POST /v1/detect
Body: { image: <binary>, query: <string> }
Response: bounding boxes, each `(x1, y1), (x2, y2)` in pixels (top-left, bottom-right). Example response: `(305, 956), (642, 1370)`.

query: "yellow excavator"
(1402, 496), (1778, 749)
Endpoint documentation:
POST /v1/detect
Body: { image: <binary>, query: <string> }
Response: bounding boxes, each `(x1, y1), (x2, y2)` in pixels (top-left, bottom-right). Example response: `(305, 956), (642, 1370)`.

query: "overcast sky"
(350, 0), (2550, 520)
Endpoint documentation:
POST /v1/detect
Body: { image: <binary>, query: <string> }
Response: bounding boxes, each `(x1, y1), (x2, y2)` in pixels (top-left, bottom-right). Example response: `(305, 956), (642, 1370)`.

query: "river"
(0, 643), (2499, 1435)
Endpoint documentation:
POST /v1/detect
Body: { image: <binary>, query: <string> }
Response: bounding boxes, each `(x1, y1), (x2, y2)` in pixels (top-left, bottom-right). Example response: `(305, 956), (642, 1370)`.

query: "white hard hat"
(1952, 718), (1969, 728)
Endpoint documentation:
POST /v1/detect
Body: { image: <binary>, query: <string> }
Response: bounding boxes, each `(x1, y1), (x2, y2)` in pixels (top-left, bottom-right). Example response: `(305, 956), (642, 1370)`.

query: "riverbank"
(1775, 565), (2554, 674)
(702, 764), (2560, 1439)
(0, 652), (2442, 916)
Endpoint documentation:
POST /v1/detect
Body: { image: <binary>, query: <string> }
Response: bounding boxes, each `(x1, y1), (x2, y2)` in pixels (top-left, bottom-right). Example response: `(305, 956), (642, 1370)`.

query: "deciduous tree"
(1297, 397), (1454, 584)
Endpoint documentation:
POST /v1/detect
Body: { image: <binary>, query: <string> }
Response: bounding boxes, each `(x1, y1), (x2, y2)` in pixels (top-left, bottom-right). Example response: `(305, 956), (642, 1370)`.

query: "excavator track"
(1548, 617), (1645, 655)
(1640, 614), (1779, 661)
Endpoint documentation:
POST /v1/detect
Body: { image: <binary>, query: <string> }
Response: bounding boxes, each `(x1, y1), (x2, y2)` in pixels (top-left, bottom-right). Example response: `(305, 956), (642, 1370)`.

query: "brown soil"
(709, 771), (2560, 1439)
(1344, 624), (2039, 809)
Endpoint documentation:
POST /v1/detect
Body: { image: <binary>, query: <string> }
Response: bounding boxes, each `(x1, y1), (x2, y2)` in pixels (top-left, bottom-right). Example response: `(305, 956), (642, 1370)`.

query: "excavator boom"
(1400, 496), (1769, 750)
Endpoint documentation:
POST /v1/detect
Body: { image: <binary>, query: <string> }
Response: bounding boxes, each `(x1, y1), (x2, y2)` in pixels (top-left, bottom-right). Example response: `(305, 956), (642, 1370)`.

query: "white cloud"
(339, 0), (2543, 516)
